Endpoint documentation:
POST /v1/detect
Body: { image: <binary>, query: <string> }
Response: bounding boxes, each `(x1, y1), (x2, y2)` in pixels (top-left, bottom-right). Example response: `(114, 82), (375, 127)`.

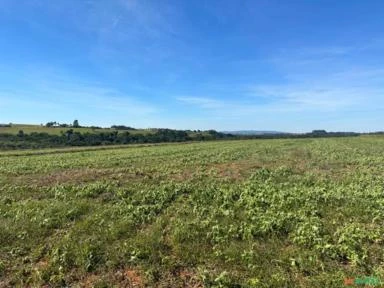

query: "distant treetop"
(312, 130), (327, 134)
(111, 125), (136, 130)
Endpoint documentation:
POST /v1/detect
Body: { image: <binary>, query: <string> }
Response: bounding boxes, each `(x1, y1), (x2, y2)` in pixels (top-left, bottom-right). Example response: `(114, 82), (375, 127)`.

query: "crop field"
(0, 124), (150, 135)
(1, 137), (384, 287)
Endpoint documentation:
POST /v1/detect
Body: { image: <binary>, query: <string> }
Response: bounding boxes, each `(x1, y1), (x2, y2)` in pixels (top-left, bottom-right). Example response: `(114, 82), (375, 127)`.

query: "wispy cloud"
(248, 85), (375, 111)
(176, 96), (225, 109)
(267, 40), (384, 70)
(0, 66), (158, 125)
(84, 0), (180, 45)
(176, 65), (384, 116)
(293, 46), (353, 57)
(73, 0), (186, 74)
(249, 41), (384, 113)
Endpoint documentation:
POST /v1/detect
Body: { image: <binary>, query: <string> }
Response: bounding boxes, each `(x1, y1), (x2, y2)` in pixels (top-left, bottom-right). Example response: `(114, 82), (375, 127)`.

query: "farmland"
(0, 124), (236, 150)
(0, 124), (152, 136)
(1, 137), (384, 287)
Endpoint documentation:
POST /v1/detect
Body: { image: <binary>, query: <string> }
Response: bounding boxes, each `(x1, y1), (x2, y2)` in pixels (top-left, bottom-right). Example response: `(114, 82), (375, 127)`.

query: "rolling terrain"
(0, 124), (153, 135)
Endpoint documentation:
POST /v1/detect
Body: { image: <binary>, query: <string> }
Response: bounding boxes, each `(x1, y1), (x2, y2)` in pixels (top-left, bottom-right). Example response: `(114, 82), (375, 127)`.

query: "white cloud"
(249, 85), (363, 110)
(175, 63), (384, 118)
(0, 67), (158, 123)
(176, 97), (225, 109)
(251, 41), (384, 113)
(84, 0), (179, 40)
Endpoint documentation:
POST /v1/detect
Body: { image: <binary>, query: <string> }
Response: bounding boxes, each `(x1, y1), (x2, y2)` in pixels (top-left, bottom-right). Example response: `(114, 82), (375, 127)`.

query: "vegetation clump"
(1, 136), (384, 286)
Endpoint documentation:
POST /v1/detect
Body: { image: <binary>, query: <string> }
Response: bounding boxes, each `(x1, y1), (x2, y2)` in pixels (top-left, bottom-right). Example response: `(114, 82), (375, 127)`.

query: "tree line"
(0, 123), (365, 151)
(0, 129), (235, 150)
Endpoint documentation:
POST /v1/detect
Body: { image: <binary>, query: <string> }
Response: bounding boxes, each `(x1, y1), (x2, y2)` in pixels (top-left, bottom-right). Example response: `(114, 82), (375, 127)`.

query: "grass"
(1, 137), (384, 287)
(0, 124), (152, 135)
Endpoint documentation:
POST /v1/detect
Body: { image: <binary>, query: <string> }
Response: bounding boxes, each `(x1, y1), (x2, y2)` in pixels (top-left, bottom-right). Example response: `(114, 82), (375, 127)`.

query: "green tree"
(46, 121), (56, 127)
(17, 130), (24, 137)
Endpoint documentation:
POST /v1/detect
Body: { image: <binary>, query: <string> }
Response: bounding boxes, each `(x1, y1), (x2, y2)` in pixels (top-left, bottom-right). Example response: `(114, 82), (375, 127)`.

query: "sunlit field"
(0, 124), (153, 136)
(1, 137), (384, 287)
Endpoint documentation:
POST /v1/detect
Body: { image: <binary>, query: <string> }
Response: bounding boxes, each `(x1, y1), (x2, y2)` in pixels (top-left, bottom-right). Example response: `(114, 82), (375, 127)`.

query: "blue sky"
(0, 0), (383, 132)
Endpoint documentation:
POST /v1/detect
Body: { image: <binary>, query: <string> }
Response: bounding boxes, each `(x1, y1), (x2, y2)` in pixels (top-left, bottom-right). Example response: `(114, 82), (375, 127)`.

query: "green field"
(0, 124), (150, 135)
(1, 137), (384, 287)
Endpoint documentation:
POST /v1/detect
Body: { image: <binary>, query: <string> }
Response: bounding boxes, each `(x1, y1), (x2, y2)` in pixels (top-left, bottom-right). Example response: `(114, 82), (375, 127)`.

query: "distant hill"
(222, 130), (287, 135)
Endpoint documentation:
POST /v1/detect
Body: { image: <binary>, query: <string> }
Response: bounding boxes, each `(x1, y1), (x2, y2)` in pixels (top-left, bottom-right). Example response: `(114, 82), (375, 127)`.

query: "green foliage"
(0, 126), (235, 150)
(0, 137), (384, 286)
